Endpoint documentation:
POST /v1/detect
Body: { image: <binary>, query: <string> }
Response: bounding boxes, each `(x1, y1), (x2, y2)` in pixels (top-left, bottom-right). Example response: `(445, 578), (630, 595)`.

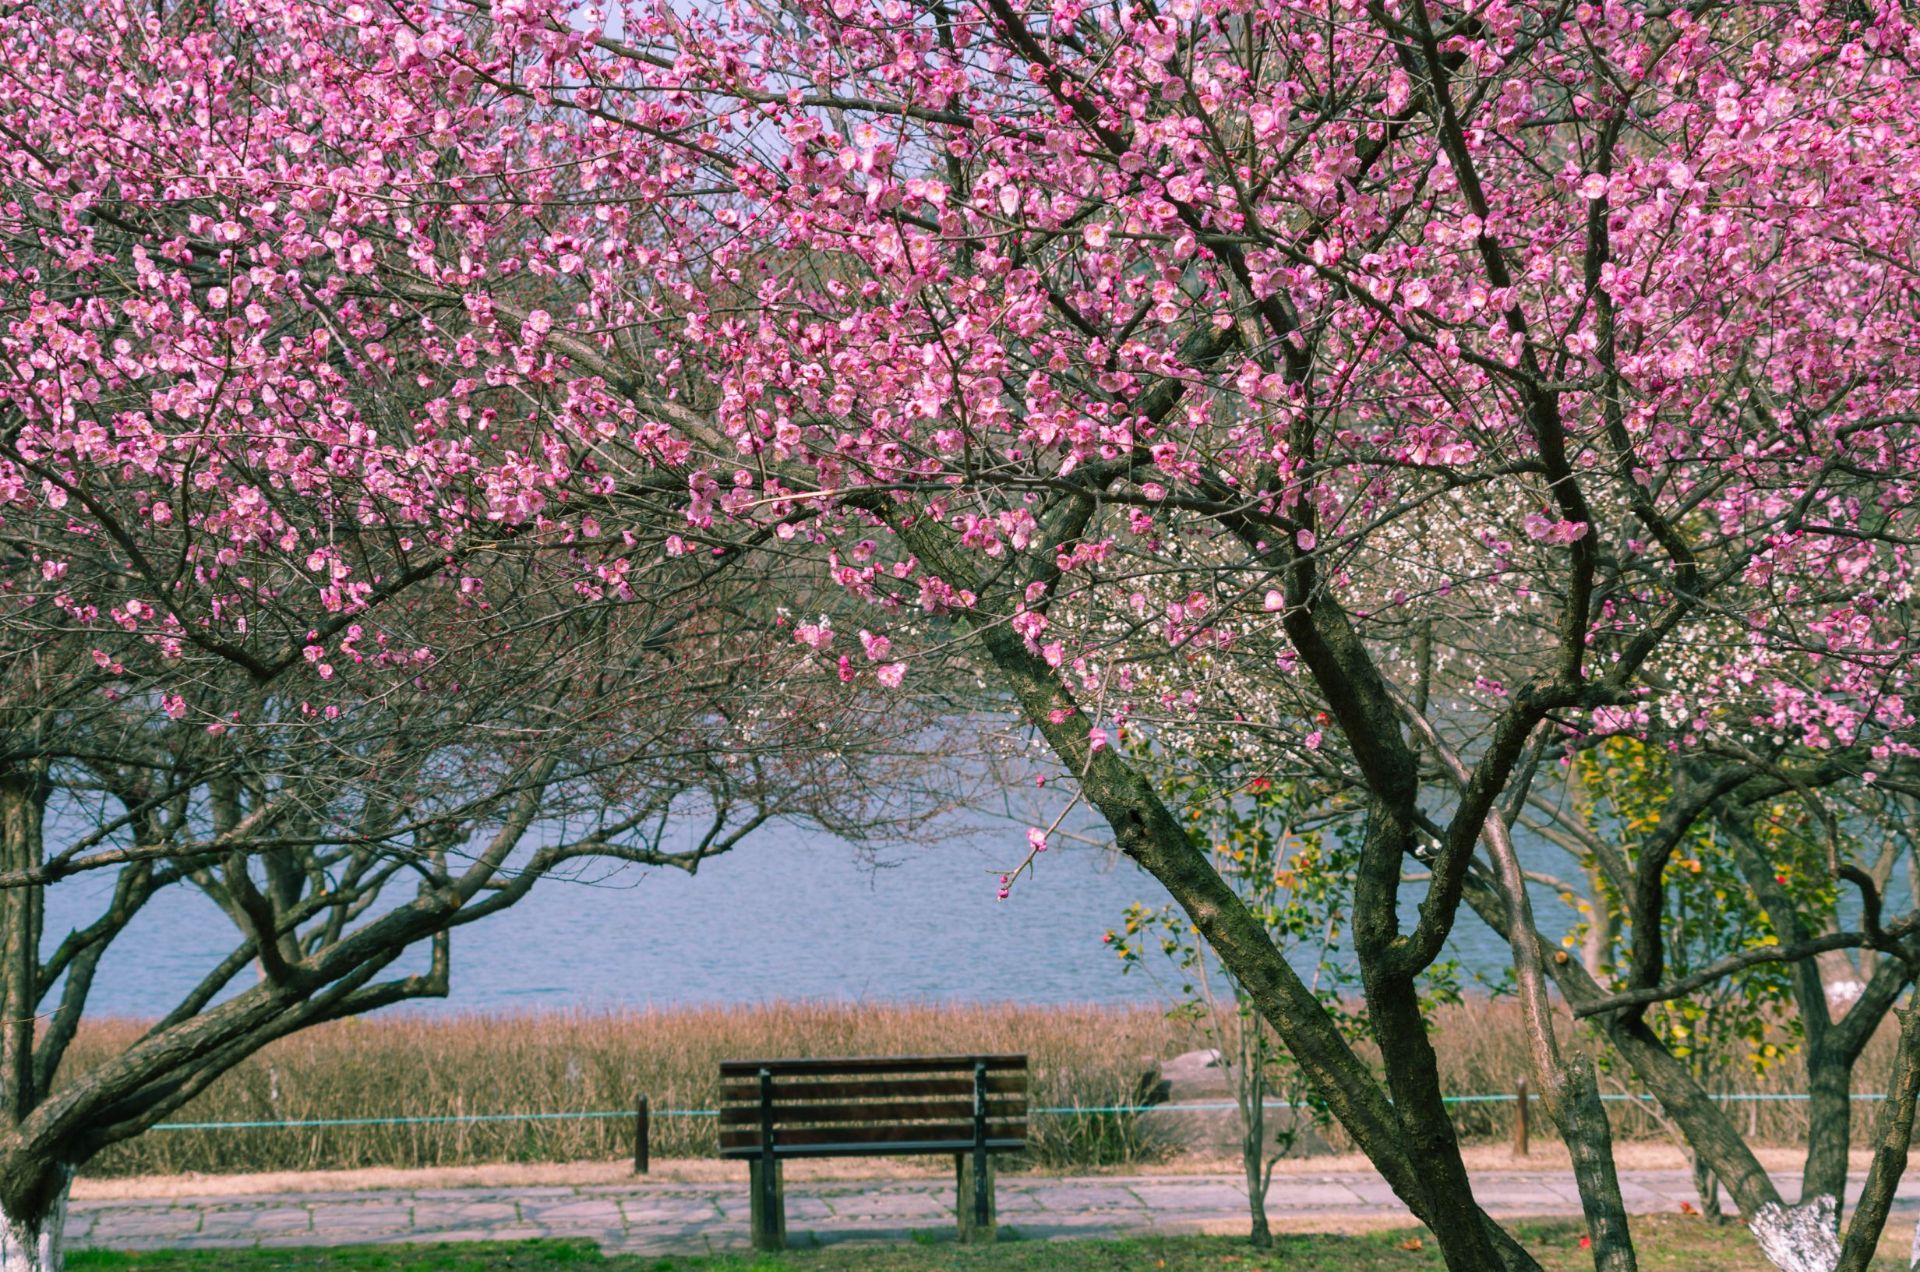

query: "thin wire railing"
(148, 1090), (1887, 1133)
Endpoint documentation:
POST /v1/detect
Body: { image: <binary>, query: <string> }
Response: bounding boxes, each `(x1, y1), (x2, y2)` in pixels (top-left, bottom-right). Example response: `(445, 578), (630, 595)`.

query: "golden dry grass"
(70, 1002), (1197, 1176)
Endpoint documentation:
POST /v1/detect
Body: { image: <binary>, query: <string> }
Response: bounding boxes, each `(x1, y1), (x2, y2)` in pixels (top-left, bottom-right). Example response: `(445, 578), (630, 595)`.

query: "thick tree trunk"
(0, 1165), (70, 1272)
(1801, 1047), (1852, 1220)
(1365, 972), (1506, 1268)
(0, 770), (46, 1127)
(1556, 1055), (1638, 1270)
(962, 618), (1539, 1270)
(0, 773), (61, 1272)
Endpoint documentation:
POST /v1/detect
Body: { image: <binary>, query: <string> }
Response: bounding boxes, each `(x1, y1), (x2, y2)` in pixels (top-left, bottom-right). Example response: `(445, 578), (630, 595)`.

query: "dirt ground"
(70, 1143), (1902, 1202)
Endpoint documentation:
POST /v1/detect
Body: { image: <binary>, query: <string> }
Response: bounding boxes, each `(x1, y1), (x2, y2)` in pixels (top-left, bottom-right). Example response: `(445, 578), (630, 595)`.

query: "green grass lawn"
(62, 1218), (1917, 1272)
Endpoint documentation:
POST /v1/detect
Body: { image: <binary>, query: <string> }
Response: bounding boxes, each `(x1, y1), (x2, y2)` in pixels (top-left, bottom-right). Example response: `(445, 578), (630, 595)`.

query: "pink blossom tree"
(0, 9), (942, 1267)
(10, 0), (1920, 1268)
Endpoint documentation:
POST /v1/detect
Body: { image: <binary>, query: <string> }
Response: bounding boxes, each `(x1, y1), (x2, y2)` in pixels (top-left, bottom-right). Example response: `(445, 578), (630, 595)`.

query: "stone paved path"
(68, 1170), (1920, 1255)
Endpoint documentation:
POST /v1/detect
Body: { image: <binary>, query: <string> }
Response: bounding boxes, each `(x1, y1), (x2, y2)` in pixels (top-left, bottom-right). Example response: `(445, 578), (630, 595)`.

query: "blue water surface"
(53, 808), (1544, 1018)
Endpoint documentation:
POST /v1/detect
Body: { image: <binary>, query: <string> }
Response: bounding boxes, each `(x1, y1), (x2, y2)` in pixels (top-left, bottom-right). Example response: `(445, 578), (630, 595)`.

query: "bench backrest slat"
(718, 1054), (1026, 1077)
(716, 1054), (1030, 1161)
(717, 1074), (1027, 1103)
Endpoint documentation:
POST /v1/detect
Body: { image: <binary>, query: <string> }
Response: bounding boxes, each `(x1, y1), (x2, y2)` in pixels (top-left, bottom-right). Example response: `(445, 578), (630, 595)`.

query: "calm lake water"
(47, 815), (1534, 1019)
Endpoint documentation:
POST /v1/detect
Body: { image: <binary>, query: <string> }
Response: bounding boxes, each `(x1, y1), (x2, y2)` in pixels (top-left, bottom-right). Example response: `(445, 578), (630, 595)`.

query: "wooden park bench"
(718, 1054), (1029, 1250)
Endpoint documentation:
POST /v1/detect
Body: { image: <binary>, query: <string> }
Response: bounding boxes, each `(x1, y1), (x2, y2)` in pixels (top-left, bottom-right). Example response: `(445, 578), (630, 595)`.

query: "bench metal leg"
(750, 1158), (785, 1251)
(956, 1154), (996, 1243)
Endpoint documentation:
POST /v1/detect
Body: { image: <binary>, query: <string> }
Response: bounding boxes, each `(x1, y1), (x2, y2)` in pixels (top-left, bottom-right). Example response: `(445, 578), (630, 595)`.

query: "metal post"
(1512, 1078), (1530, 1158)
(633, 1094), (649, 1175)
(972, 1060), (990, 1231)
(751, 1066), (783, 1251)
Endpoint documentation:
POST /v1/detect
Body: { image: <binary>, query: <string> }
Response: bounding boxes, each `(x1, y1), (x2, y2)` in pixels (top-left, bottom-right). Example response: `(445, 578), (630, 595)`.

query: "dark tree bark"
(1834, 997), (1920, 1272)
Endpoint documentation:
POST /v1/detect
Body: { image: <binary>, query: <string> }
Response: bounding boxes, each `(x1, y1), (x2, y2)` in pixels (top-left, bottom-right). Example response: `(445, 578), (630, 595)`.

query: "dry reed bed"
(72, 1003), (1196, 1176)
(64, 1000), (1896, 1176)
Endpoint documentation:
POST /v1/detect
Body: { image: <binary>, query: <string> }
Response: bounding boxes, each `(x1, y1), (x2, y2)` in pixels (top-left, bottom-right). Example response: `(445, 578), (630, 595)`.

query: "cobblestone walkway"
(69, 1170), (1920, 1256)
